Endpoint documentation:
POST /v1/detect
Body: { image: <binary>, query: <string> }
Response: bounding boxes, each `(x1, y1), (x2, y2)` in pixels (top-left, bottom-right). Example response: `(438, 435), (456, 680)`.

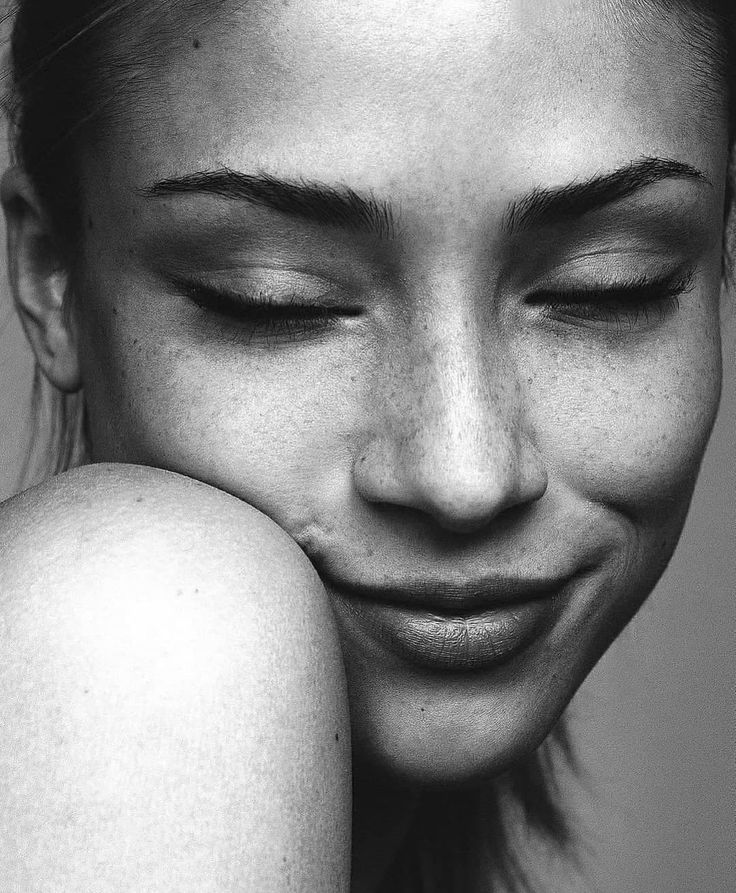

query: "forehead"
(91, 0), (729, 206)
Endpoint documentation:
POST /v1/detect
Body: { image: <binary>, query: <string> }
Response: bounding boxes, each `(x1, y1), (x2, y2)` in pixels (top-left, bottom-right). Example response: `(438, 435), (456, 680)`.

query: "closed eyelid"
(526, 258), (698, 291)
(164, 268), (339, 299)
(541, 270), (694, 295)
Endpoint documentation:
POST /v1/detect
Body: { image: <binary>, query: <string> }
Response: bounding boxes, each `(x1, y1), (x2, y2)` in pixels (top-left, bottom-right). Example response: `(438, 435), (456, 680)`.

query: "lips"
(333, 575), (570, 613)
(322, 572), (574, 672)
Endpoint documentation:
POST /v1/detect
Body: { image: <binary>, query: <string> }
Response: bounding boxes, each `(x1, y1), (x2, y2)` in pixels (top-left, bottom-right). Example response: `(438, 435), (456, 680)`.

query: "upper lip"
(324, 573), (574, 614)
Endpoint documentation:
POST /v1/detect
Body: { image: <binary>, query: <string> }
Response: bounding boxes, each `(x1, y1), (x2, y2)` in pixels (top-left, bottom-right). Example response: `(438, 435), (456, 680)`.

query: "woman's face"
(70, 0), (727, 783)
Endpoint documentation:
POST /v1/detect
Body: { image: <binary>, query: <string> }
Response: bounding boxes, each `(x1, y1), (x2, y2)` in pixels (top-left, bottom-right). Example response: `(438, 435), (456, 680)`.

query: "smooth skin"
(0, 0), (731, 890)
(0, 464), (351, 891)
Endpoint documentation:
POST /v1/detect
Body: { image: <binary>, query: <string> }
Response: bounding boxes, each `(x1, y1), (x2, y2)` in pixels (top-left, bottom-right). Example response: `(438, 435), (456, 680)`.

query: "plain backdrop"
(0, 56), (733, 893)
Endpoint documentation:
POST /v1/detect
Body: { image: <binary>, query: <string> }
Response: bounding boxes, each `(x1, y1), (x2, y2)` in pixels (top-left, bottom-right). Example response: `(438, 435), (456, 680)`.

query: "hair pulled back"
(8, 1), (128, 235)
(5, 0), (214, 239)
(4, 0), (209, 482)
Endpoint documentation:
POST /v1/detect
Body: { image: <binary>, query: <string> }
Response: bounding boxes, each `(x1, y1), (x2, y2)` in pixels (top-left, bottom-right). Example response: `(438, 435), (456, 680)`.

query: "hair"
(3, 1), (735, 890)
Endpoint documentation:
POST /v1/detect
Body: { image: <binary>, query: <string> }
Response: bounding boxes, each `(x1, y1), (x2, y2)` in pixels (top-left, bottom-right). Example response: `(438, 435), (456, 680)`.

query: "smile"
(324, 575), (573, 672)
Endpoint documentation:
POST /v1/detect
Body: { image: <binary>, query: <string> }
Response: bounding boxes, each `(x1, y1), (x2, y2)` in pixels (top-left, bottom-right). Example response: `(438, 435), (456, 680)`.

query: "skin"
(0, 465), (351, 891)
(0, 0), (730, 889)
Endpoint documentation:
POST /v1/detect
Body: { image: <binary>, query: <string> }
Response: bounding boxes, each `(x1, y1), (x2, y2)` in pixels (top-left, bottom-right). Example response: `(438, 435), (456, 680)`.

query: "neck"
(350, 764), (420, 893)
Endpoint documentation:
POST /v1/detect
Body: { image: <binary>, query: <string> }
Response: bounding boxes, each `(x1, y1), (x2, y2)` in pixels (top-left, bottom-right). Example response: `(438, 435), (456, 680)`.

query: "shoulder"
(0, 461), (313, 583)
(0, 462), (326, 616)
(0, 464), (351, 890)
(0, 461), (342, 705)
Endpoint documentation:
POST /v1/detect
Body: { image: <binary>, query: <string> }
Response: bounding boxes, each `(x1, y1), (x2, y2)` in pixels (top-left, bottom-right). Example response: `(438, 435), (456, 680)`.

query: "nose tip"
(354, 430), (548, 534)
(409, 445), (548, 533)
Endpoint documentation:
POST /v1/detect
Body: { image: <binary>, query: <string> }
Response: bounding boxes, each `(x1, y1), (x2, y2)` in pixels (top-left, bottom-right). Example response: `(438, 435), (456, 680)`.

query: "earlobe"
(1, 166), (81, 393)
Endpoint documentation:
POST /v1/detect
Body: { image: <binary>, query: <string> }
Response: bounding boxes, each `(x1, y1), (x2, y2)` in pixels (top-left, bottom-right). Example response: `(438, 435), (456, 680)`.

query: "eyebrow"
(503, 156), (710, 233)
(143, 167), (396, 240)
(143, 155), (710, 241)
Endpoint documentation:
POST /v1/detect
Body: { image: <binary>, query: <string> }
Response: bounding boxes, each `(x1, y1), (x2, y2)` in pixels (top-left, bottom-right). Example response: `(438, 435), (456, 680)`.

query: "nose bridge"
(395, 239), (518, 447)
(400, 309), (521, 475)
(355, 299), (547, 533)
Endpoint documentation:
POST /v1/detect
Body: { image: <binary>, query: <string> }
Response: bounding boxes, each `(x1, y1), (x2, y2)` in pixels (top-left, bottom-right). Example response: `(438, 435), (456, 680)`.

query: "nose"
(353, 320), (548, 534)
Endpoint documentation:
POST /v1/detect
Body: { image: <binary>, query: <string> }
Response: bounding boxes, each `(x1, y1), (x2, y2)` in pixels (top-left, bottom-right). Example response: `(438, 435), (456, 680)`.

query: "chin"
(344, 656), (572, 789)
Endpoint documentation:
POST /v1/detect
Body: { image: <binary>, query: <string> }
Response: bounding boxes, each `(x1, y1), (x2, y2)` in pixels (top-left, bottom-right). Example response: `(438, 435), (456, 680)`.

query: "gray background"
(0, 103), (733, 893)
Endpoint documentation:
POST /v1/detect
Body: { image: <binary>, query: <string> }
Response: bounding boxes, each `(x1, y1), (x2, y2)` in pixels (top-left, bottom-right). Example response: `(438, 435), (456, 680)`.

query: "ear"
(1, 166), (81, 392)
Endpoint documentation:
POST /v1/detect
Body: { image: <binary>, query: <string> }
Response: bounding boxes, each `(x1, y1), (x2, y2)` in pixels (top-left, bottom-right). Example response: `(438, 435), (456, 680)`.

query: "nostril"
(418, 474), (544, 534)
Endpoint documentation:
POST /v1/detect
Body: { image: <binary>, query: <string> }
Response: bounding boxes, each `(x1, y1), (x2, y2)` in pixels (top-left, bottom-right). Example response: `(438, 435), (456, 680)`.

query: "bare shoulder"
(0, 461), (341, 717)
(0, 462), (316, 590)
(0, 465), (351, 890)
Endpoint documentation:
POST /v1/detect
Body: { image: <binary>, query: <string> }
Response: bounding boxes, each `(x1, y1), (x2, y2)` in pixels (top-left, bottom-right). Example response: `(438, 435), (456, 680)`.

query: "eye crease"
(171, 276), (361, 344)
(528, 267), (697, 329)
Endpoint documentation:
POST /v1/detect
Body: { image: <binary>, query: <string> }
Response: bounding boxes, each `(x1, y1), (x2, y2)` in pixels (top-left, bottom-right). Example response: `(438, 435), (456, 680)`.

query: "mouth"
(322, 574), (574, 672)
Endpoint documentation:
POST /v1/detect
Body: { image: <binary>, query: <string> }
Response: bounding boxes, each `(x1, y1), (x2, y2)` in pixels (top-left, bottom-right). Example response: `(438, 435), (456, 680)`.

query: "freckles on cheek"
(541, 347), (721, 515)
(113, 340), (205, 453)
(108, 340), (361, 514)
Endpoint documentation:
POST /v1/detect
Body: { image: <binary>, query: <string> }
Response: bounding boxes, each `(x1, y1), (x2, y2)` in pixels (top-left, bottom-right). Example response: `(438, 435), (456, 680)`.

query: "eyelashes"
(174, 278), (357, 342)
(174, 266), (696, 345)
(528, 269), (696, 329)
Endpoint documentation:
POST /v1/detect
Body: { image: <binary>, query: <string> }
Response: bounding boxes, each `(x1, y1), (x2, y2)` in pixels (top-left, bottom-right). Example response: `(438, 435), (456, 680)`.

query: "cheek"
(81, 310), (365, 527)
(525, 315), (722, 520)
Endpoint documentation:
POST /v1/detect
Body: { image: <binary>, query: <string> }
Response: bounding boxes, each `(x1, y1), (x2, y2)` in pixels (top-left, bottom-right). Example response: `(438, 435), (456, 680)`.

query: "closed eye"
(171, 276), (362, 344)
(527, 268), (696, 329)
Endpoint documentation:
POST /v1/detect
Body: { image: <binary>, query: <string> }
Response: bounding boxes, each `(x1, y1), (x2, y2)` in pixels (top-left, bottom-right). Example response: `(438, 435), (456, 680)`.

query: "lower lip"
(336, 593), (561, 672)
